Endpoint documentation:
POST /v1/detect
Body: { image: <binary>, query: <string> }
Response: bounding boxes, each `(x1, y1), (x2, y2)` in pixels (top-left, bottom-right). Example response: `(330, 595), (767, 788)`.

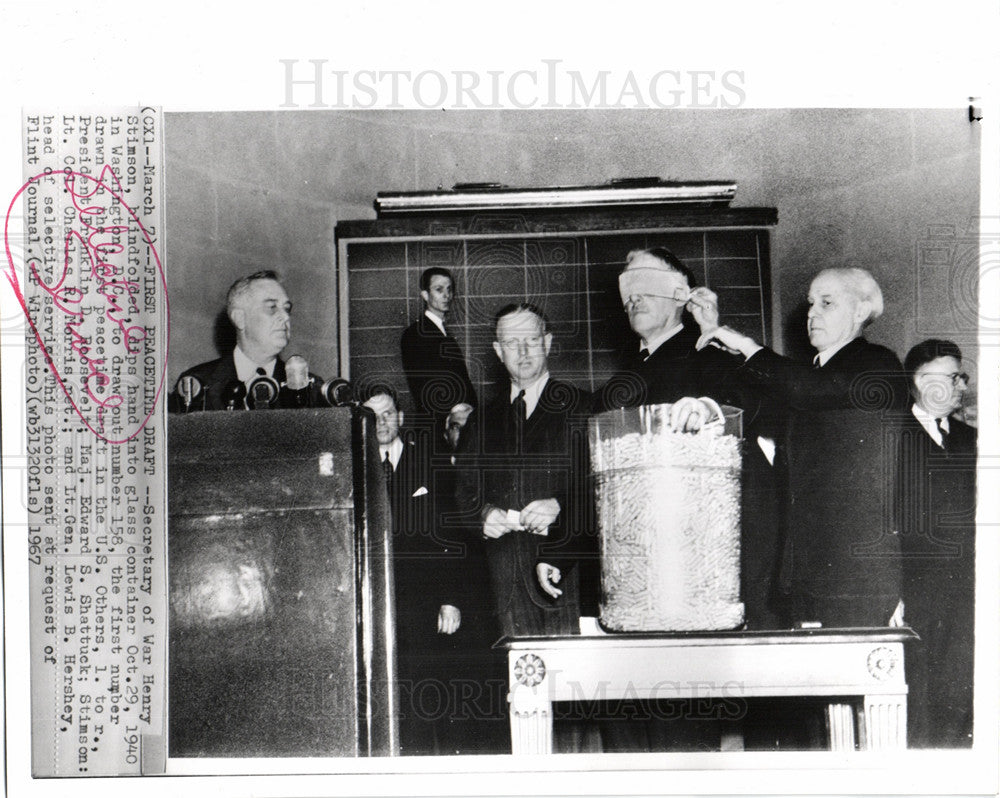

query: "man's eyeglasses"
(497, 335), (544, 351)
(920, 371), (969, 386)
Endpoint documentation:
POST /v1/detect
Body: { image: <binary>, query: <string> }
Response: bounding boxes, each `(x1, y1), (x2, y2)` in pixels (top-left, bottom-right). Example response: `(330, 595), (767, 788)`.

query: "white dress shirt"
(424, 309), (447, 335)
(912, 403), (948, 449)
(813, 338), (854, 368)
(378, 436), (405, 469)
(233, 346), (277, 386)
(641, 321), (685, 357)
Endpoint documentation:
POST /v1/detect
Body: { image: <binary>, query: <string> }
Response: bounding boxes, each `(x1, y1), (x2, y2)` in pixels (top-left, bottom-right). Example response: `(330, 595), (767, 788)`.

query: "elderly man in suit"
(170, 270), (322, 411)
(698, 267), (910, 628)
(593, 247), (782, 630)
(593, 247), (733, 421)
(896, 339), (976, 748)
(400, 267), (477, 443)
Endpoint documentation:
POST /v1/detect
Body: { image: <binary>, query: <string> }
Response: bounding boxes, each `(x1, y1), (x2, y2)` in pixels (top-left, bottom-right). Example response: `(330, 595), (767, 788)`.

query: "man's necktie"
(382, 450), (393, 485)
(511, 389), (527, 423)
(256, 367), (267, 376)
(639, 348), (650, 362)
(936, 418), (950, 452)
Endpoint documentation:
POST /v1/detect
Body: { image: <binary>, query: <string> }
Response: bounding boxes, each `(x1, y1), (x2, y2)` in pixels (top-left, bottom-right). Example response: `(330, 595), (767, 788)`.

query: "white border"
(2, 2), (998, 796)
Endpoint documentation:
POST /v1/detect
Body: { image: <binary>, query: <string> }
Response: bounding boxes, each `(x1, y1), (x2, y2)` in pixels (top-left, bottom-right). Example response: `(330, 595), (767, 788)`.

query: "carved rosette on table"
(513, 653), (546, 687)
(866, 646), (898, 680)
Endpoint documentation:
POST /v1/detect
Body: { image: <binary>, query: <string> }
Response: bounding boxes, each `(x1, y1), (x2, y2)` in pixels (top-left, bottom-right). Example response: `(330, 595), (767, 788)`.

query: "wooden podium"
(167, 407), (397, 757)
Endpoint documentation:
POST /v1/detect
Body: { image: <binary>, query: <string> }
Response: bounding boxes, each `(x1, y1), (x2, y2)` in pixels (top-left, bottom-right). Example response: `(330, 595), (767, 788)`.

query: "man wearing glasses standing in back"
(897, 339), (976, 748)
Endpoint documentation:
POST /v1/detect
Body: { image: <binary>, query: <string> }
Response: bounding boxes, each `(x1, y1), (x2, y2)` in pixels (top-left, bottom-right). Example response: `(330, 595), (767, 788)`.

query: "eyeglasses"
(497, 335), (544, 351)
(919, 371), (969, 386)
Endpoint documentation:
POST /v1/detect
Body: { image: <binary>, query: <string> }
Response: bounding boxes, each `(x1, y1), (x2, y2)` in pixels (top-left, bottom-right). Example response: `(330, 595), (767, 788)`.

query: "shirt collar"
(814, 338), (855, 367)
(641, 322), (685, 356)
(379, 436), (405, 468)
(912, 403), (948, 448)
(424, 309), (447, 335)
(510, 371), (550, 419)
(233, 346), (278, 384)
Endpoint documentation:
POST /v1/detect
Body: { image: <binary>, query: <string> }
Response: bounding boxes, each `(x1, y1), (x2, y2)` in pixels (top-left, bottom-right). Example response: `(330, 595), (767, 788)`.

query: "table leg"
(861, 694), (906, 750)
(508, 684), (553, 755)
(508, 653), (553, 755)
(827, 702), (856, 751)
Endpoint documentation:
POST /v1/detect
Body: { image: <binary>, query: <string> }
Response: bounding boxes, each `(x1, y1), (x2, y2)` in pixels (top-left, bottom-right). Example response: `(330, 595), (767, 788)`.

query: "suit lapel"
(210, 354), (238, 385)
(210, 353), (287, 384)
(206, 353), (286, 410)
(523, 379), (556, 440)
(820, 337), (867, 370)
(420, 313), (446, 340)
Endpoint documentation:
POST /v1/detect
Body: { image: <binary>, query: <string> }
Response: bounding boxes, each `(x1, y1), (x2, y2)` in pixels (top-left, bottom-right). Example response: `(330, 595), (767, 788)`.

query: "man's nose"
(806, 304), (818, 319)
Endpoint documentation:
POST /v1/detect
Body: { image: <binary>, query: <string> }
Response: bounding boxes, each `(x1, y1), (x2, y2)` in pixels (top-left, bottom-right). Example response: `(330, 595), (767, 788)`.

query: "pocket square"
(411, 486), (428, 497)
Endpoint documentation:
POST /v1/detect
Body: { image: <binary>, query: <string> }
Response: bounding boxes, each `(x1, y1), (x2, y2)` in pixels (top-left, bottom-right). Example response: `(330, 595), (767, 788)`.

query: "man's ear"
(229, 308), (246, 332)
(492, 341), (503, 361)
(543, 332), (553, 356)
(398, 410), (404, 427)
(853, 299), (871, 327)
(420, 290), (430, 306)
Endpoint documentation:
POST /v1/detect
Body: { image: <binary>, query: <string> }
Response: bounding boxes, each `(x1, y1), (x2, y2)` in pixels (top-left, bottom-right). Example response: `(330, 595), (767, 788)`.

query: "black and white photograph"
(163, 105), (984, 757)
(1, 4), (998, 798)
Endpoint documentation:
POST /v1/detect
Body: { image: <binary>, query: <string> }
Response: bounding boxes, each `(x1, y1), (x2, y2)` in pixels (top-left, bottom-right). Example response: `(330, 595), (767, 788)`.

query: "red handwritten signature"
(4, 166), (169, 444)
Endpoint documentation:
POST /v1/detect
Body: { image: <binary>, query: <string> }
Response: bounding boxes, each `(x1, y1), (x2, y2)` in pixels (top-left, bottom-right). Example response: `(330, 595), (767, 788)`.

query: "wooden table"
(501, 628), (915, 754)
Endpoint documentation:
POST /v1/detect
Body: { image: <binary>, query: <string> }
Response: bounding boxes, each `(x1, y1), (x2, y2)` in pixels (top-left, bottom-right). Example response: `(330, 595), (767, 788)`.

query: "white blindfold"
(618, 268), (690, 305)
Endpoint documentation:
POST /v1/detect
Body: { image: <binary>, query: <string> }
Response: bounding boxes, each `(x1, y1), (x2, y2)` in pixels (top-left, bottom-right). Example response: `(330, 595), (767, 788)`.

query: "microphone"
(280, 354), (314, 408)
(321, 378), (356, 407)
(221, 379), (248, 411)
(177, 375), (203, 413)
(246, 375), (280, 410)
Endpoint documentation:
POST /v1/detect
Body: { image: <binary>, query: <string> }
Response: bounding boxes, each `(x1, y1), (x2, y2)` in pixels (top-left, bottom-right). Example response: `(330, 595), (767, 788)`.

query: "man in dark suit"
(700, 268), (910, 628)
(362, 385), (501, 755)
(170, 270), (323, 411)
(587, 252), (755, 750)
(896, 339), (976, 747)
(461, 303), (599, 638)
(593, 247), (781, 630)
(400, 267), (477, 441)
(593, 247), (734, 418)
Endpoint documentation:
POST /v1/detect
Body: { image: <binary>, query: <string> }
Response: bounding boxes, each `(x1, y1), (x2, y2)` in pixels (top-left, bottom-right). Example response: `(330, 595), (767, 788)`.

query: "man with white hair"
(699, 267), (910, 628)
(595, 247), (783, 631)
(593, 247), (733, 426)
